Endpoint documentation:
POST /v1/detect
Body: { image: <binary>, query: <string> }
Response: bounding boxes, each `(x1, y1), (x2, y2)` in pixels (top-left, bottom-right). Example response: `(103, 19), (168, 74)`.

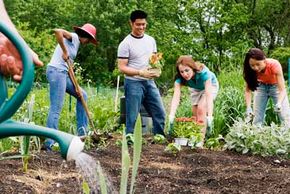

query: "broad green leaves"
(225, 120), (290, 158)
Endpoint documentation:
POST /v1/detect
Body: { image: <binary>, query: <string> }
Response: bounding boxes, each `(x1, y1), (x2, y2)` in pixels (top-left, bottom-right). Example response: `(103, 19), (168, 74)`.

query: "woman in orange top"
(243, 48), (290, 126)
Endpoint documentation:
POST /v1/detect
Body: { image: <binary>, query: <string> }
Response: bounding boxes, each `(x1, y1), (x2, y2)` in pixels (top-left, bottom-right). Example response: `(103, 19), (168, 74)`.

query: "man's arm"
(117, 58), (159, 79)
(117, 58), (140, 76)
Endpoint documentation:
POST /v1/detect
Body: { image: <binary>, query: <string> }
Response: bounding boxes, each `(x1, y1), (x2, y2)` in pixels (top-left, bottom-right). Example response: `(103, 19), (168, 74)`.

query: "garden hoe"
(66, 59), (103, 142)
(0, 22), (84, 161)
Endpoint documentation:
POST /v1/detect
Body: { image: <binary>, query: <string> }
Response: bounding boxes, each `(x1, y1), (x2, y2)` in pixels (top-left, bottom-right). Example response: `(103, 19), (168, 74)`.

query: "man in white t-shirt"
(117, 10), (166, 139)
(45, 23), (97, 150)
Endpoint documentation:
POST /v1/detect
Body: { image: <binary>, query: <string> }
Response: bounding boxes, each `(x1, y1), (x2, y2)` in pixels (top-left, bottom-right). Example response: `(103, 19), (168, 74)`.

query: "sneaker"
(77, 127), (87, 137)
(43, 139), (54, 151)
(126, 133), (134, 146)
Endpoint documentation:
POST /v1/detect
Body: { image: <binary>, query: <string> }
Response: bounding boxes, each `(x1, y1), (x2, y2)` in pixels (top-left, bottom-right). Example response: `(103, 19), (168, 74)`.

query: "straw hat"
(73, 23), (97, 45)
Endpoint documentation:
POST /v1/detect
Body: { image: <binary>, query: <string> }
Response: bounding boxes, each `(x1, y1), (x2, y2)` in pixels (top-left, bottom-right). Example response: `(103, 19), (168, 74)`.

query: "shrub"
(225, 119), (290, 158)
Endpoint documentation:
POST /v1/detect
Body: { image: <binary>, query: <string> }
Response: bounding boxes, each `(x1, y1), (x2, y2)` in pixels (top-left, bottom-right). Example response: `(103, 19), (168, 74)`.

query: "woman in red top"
(243, 48), (290, 126)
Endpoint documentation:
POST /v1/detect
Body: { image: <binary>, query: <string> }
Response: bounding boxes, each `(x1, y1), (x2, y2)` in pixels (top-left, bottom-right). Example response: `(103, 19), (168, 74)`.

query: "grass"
(1, 85), (121, 155)
(1, 69), (289, 155)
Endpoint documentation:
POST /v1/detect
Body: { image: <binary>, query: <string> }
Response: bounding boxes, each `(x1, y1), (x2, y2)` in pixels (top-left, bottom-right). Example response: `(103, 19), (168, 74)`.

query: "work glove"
(139, 67), (159, 79)
(168, 114), (175, 136)
(274, 102), (282, 113)
(148, 67), (161, 78)
(245, 107), (254, 124)
(206, 116), (213, 139)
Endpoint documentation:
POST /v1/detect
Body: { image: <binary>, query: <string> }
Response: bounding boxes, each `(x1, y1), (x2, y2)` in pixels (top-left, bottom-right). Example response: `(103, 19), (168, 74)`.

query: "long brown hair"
(243, 48), (266, 91)
(174, 55), (198, 85)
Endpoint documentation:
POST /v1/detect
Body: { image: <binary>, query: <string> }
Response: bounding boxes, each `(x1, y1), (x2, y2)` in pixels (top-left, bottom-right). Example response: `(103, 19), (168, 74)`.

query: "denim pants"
(124, 78), (166, 135)
(46, 66), (88, 139)
(253, 83), (290, 126)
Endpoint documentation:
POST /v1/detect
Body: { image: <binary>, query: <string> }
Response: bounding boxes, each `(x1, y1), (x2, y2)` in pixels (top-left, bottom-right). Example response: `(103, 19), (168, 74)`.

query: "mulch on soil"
(1, 135), (290, 194)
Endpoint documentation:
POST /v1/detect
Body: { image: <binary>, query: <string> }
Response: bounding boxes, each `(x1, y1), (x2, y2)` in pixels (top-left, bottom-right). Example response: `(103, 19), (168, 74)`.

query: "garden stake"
(114, 75), (120, 112)
(66, 59), (96, 132)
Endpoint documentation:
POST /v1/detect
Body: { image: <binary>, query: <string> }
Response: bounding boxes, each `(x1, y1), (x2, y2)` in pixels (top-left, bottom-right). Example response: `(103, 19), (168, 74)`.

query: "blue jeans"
(46, 66), (88, 139)
(124, 78), (166, 135)
(253, 83), (290, 126)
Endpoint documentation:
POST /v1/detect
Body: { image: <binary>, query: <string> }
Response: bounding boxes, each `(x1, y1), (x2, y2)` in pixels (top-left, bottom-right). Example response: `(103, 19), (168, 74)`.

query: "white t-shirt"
(48, 32), (80, 71)
(117, 34), (157, 80)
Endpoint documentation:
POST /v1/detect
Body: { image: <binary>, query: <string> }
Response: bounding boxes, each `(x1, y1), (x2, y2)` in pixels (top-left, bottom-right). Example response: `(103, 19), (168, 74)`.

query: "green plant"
(20, 136), (30, 172)
(96, 161), (108, 194)
(264, 100), (280, 125)
(175, 88), (193, 118)
(213, 87), (245, 136)
(188, 134), (203, 148)
(205, 135), (225, 150)
(153, 134), (167, 144)
(115, 139), (123, 147)
(149, 53), (164, 69)
(225, 119), (290, 158)
(20, 94), (37, 172)
(120, 128), (130, 194)
(0, 138), (15, 155)
(164, 143), (181, 155)
(82, 181), (90, 194)
(130, 116), (142, 194)
(172, 121), (203, 138)
(119, 115), (143, 194)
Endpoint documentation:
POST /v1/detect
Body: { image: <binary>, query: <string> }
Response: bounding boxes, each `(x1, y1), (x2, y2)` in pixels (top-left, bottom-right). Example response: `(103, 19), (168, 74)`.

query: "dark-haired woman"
(243, 48), (290, 126)
(45, 24), (97, 150)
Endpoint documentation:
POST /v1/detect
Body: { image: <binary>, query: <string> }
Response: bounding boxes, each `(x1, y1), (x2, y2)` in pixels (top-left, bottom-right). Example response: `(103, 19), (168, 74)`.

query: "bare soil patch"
(1, 135), (290, 193)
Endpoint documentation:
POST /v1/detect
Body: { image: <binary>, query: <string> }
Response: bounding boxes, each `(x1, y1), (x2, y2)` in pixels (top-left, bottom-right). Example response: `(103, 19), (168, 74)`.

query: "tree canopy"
(4, 0), (290, 86)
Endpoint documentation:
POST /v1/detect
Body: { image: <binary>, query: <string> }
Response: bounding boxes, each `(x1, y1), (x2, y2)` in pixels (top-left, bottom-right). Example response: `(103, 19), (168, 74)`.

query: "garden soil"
(1, 135), (290, 194)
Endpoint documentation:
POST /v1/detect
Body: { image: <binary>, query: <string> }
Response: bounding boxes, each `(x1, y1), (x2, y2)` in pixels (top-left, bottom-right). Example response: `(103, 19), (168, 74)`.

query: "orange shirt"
(257, 58), (282, 84)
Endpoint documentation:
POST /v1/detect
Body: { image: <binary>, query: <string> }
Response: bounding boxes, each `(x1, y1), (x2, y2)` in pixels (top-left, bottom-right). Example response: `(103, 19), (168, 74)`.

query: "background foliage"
(4, 0), (290, 86)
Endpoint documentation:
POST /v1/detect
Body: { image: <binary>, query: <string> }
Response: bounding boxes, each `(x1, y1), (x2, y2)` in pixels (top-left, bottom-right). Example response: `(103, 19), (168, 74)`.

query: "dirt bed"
(1, 136), (290, 194)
